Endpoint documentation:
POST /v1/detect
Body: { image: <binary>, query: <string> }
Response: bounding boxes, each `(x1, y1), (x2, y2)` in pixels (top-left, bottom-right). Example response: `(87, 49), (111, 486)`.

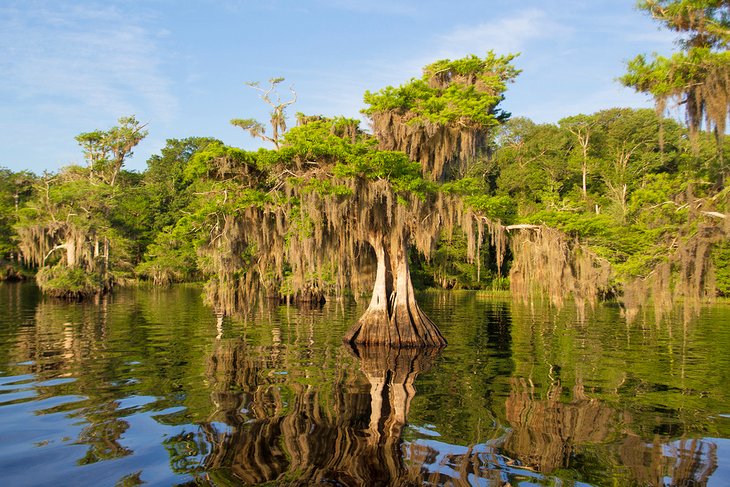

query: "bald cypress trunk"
(65, 239), (77, 268)
(344, 233), (446, 348)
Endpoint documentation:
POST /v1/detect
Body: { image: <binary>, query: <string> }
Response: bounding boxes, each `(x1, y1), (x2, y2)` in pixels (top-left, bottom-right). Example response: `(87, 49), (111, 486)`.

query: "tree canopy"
(363, 52), (520, 181)
(622, 0), (730, 184)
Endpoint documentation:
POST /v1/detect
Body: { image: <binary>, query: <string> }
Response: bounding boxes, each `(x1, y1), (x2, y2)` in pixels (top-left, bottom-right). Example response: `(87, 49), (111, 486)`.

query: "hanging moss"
(507, 225), (612, 316)
(621, 209), (729, 322)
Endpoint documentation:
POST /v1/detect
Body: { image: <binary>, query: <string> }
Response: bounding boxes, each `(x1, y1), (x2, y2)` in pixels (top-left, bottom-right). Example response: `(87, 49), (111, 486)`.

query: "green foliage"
(136, 223), (201, 285)
(442, 178), (517, 222)
(146, 137), (220, 189)
(627, 172), (687, 226)
(131, 138), (218, 264)
(440, 176), (488, 195)
(184, 141), (261, 182)
(333, 150), (436, 197)
(465, 195), (517, 223)
(622, 1), (730, 183)
(36, 265), (108, 298)
(267, 118), (373, 167)
(0, 168), (35, 262)
(714, 241), (730, 296)
(363, 52), (520, 127)
(494, 118), (577, 210)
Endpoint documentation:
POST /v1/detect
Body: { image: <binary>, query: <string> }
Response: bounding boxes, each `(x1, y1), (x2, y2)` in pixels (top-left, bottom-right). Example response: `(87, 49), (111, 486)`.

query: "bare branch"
(43, 244), (67, 264)
(505, 224), (541, 231)
(701, 211), (727, 219)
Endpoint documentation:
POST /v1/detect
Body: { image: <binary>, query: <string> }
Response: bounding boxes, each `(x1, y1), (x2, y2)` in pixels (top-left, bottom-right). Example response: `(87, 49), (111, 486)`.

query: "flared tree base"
(344, 298), (447, 348)
(344, 233), (447, 348)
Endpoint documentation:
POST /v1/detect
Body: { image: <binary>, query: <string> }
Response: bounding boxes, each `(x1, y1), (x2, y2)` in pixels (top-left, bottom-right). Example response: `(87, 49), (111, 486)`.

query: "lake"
(0, 283), (729, 486)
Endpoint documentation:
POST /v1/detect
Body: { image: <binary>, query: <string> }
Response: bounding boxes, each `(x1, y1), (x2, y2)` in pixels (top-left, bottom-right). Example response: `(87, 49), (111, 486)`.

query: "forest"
(0, 1), (728, 345)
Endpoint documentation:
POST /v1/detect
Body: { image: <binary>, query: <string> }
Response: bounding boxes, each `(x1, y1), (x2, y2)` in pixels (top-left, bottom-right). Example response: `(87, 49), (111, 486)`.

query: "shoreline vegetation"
(1, 2), (728, 342)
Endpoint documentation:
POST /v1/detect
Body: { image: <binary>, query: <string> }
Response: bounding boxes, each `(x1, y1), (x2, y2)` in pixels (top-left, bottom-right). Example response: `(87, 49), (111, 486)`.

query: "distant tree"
(106, 116), (148, 186)
(15, 117), (146, 297)
(494, 118), (575, 211)
(75, 116), (148, 186)
(560, 114), (599, 198)
(230, 77), (296, 150)
(143, 137), (220, 230)
(134, 137), (220, 284)
(0, 169), (35, 267)
(592, 108), (664, 220)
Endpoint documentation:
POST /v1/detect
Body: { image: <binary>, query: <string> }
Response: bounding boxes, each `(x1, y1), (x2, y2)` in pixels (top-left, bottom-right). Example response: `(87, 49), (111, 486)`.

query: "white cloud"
(437, 8), (569, 58)
(358, 8), (572, 91)
(511, 84), (655, 123)
(0, 3), (178, 123)
(623, 29), (676, 46)
(315, 0), (419, 16)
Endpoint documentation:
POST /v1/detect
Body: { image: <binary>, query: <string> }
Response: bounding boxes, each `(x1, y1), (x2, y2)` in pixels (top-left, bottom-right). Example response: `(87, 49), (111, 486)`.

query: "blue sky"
(0, 0), (676, 174)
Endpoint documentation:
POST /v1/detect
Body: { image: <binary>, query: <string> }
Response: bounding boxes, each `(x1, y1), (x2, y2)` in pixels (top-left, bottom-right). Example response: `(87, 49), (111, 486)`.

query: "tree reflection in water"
(2, 285), (725, 486)
(503, 376), (718, 486)
(170, 333), (721, 486)
(183, 337), (442, 485)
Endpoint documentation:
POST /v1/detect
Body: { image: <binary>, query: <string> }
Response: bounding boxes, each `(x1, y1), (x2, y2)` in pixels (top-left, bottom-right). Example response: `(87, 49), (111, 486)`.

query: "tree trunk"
(104, 238), (109, 271)
(344, 233), (447, 347)
(65, 239), (77, 268)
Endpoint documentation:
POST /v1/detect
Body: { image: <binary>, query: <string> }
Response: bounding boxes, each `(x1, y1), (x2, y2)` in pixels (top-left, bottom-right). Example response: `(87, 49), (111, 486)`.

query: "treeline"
(419, 108), (729, 295)
(2, 1), (729, 311)
(0, 105), (727, 299)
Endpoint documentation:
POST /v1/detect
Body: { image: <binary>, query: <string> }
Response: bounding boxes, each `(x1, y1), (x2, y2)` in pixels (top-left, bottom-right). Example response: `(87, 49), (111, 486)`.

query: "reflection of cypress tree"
(345, 345), (443, 485)
(202, 337), (290, 484)
(76, 401), (132, 464)
(503, 377), (617, 473)
(503, 377), (718, 485)
(618, 436), (717, 487)
(196, 338), (442, 485)
(15, 297), (135, 465)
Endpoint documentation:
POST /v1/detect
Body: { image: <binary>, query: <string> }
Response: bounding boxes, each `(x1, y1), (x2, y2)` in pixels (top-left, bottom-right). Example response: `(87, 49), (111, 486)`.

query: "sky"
(0, 0), (677, 174)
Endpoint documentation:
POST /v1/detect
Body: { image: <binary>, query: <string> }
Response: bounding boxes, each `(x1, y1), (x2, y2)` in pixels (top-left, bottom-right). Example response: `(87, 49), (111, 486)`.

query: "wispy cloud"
(623, 28), (677, 46)
(315, 0), (419, 16)
(437, 8), (569, 58)
(512, 84), (655, 123)
(0, 2), (177, 123)
(351, 8), (570, 95)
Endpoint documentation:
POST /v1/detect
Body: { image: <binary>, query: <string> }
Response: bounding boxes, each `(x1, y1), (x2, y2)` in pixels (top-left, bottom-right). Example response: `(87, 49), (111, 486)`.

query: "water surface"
(0, 283), (729, 486)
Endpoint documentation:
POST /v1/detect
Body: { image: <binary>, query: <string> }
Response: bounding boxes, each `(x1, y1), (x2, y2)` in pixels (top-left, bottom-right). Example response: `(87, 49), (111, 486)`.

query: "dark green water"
(1, 283), (729, 486)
